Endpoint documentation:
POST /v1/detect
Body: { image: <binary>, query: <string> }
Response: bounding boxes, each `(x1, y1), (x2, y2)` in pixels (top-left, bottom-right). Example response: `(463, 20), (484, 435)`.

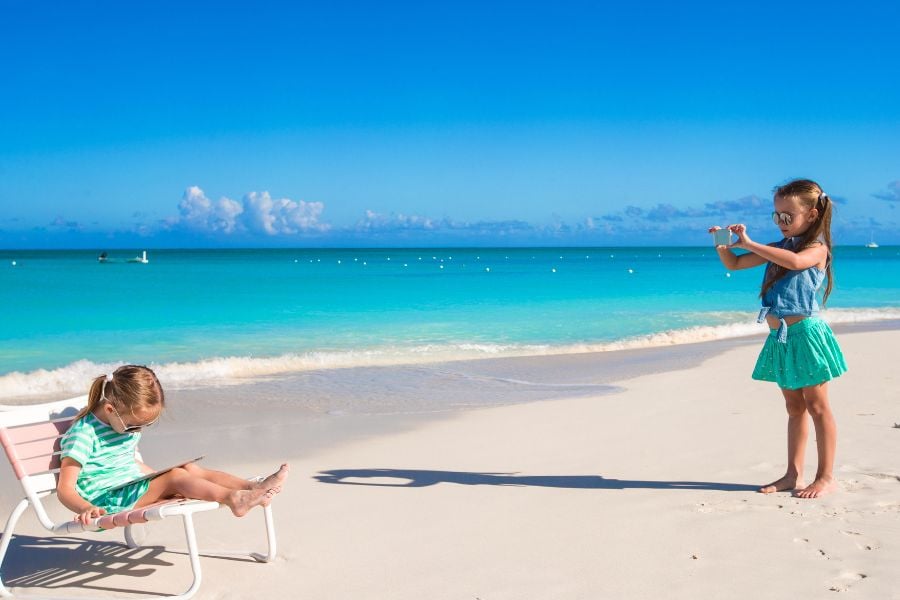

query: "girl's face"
(103, 402), (161, 435)
(773, 195), (819, 238)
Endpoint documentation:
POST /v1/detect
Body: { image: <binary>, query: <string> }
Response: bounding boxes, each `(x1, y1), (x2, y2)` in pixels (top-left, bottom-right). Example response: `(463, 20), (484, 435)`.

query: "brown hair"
(760, 178), (834, 305)
(76, 365), (165, 421)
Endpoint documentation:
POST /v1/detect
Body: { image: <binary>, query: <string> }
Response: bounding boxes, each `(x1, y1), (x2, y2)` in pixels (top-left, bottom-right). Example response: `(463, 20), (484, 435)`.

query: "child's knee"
(805, 399), (831, 419)
(169, 466), (191, 480)
(182, 462), (203, 475)
(786, 403), (806, 417)
(783, 392), (806, 416)
(802, 387), (832, 418)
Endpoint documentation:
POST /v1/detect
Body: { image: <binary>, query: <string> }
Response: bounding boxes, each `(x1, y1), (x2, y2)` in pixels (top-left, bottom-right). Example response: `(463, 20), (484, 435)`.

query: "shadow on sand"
(315, 468), (759, 492)
(0, 533), (260, 597)
(0, 535), (173, 596)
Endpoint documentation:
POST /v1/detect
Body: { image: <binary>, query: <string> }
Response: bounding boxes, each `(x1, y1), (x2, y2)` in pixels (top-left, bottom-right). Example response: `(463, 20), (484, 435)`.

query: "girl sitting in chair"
(58, 365), (289, 524)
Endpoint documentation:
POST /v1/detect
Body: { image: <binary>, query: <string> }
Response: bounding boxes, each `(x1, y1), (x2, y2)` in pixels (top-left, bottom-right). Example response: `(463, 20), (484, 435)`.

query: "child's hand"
(728, 224), (752, 248)
(75, 506), (106, 525)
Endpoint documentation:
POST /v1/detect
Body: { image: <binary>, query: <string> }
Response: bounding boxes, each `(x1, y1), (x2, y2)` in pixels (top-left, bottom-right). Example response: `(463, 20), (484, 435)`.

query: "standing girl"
(711, 179), (847, 498)
(58, 365), (290, 524)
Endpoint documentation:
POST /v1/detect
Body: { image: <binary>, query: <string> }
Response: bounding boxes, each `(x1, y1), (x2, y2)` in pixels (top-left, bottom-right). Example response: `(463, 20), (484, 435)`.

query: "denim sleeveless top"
(757, 236), (826, 343)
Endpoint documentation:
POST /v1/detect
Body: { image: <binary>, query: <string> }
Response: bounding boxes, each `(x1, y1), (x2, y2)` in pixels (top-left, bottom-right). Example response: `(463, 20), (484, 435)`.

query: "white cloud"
(243, 191), (328, 235)
(356, 210), (437, 231)
(176, 186), (327, 236)
(178, 186), (243, 234)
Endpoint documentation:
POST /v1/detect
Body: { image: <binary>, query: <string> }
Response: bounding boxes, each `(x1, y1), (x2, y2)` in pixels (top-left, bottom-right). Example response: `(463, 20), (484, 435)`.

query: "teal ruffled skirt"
(752, 318), (847, 390)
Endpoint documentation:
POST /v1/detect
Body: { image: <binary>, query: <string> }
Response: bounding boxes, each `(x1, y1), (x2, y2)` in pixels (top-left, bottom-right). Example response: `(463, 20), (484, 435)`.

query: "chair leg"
(123, 523), (149, 549)
(194, 503), (278, 563)
(170, 513), (203, 600)
(0, 499), (30, 598)
(250, 504), (277, 563)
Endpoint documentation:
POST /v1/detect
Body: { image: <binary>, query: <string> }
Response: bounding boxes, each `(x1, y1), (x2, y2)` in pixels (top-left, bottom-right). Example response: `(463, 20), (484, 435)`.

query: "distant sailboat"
(865, 233), (879, 249)
(127, 250), (149, 264)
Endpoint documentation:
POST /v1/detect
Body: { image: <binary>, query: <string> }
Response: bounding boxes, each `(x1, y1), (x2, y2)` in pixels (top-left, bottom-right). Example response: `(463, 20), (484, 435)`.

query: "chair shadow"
(2, 535), (174, 596)
(1, 533), (259, 597)
(315, 468), (759, 492)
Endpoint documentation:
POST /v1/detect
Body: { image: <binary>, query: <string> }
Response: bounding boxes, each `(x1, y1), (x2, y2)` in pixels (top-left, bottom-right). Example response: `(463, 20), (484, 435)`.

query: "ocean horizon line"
(3, 243), (898, 253)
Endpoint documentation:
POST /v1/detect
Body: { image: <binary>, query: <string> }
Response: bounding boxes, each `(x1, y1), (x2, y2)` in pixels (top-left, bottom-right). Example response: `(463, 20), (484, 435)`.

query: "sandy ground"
(1, 327), (898, 599)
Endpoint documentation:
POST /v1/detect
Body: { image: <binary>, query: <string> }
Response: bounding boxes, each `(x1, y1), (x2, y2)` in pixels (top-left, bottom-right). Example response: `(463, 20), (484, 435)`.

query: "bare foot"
(759, 474), (804, 494)
(794, 476), (837, 499)
(228, 488), (272, 517)
(252, 463), (290, 494)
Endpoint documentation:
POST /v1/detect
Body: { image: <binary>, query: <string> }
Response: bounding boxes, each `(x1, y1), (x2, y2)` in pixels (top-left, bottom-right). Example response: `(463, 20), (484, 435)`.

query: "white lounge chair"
(0, 397), (277, 599)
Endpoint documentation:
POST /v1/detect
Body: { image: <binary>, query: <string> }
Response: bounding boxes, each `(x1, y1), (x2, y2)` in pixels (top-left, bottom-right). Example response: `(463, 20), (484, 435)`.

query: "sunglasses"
(772, 211), (796, 226)
(108, 401), (159, 433)
(101, 375), (159, 433)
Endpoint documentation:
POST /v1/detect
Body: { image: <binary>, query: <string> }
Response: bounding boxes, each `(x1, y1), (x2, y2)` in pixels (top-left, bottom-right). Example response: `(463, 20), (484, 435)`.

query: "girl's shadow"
(315, 469), (758, 491)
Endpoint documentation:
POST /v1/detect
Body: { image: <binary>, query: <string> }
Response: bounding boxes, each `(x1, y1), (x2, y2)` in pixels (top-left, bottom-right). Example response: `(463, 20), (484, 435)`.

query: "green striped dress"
(60, 412), (151, 513)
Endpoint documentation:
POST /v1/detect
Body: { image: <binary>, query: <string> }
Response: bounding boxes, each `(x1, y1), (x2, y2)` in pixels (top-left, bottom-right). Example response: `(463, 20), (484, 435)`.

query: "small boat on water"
(98, 251), (109, 263)
(865, 233), (879, 249)
(127, 250), (149, 264)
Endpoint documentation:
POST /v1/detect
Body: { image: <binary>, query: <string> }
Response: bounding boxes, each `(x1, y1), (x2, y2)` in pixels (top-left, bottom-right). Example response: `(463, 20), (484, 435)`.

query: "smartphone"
(712, 228), (732, 246)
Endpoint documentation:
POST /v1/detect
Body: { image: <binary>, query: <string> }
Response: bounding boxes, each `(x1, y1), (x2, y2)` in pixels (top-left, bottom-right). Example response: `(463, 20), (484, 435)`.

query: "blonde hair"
(76, 365), (165, 421)
(760, 178), (834, 305)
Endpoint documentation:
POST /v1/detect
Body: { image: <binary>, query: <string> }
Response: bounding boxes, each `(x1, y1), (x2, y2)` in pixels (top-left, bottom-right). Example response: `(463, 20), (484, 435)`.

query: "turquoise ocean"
(1, 246), (898, 402)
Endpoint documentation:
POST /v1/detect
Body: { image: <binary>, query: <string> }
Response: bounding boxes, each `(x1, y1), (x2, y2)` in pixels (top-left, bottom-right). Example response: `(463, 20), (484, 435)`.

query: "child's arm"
(709, 226), (767, 270)
(57, 457), (107, 524)
(714, 246), (767, 270)
(730, 224), (827, 270)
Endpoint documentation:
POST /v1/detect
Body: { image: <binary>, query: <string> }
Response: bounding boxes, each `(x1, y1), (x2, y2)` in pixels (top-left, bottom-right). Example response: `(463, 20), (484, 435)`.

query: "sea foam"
(1, 307), (897, 404)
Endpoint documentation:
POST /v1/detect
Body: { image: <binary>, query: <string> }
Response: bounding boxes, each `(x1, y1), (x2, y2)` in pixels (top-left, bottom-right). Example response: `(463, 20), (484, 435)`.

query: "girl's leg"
(795, 382), (837, 499)
(182, 461), (290, 492)
(760, 387), (808, 493)
(134, 467), (273, 517)
(182, 462), (253, 490)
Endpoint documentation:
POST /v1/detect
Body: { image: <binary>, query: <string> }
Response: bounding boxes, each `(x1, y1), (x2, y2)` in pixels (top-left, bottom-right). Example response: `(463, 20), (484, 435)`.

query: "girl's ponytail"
(75, 374), (110, 421)
(815, 192), (834, 306)
(75, 365), (164, 422)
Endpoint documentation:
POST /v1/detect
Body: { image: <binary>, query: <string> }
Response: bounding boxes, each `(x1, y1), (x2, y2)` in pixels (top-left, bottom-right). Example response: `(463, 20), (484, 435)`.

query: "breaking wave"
(2, 307), (897, 404)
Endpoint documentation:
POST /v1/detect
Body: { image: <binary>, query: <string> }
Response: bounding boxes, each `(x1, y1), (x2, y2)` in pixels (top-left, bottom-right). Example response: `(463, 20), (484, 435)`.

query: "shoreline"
(3, 316), (899, 407)
(32, 318), (900, 473)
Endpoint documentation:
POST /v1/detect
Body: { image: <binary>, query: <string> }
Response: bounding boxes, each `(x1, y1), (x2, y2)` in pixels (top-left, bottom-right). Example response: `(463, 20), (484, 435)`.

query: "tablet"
(106, 456), (205, 492)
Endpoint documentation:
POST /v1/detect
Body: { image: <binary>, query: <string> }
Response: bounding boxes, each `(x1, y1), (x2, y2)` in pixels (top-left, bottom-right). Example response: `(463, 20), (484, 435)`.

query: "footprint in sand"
(863, 471), (900, 483)
(792, 537), (830, 560)
(821, 506), (851, 518)
(840, 530), (881, 552)
(873, 502), (900, 515)
(840, 479), (872, 492)
(828, 572), (868, 593)
(695, 498), (785, 514)
(786, 506), (809, 518)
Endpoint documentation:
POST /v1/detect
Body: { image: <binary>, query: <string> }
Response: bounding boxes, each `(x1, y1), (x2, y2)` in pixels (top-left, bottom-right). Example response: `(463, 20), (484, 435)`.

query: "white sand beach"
(1, 325), (898, 599)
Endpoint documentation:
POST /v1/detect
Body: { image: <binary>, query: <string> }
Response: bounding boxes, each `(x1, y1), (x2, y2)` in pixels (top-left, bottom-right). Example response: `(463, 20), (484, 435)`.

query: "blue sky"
(1, 0), (898, 248)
